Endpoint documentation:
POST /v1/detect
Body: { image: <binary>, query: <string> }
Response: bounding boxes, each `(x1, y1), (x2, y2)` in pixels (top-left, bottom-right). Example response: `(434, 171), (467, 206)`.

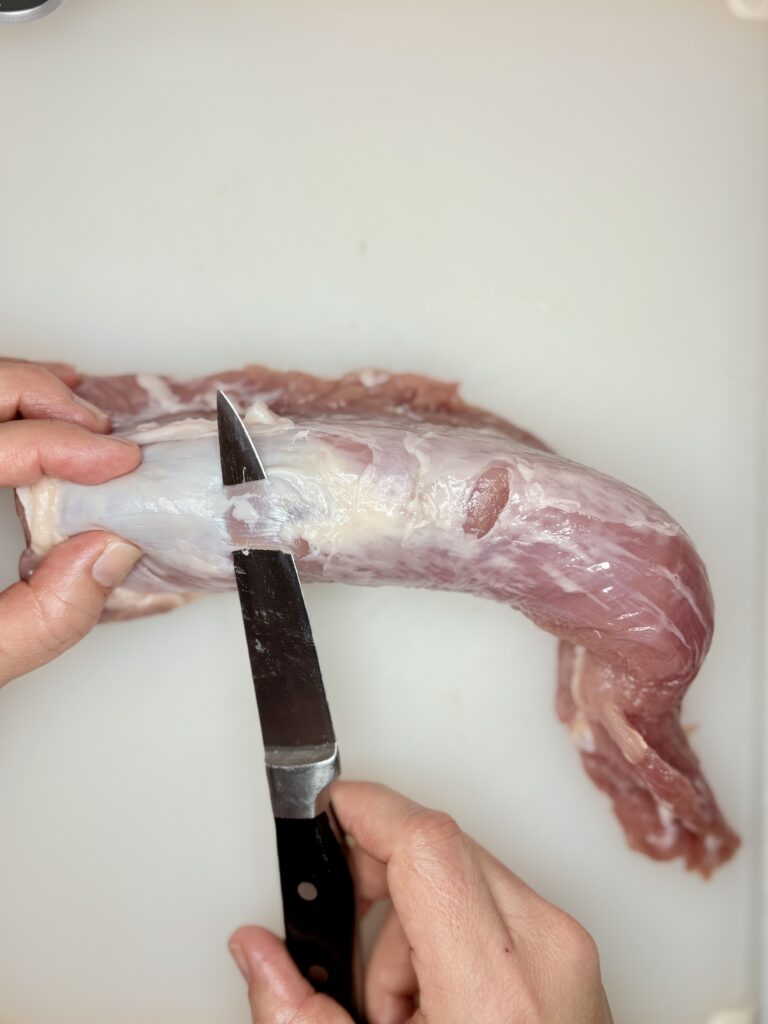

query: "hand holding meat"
(0, 359), (142, 686)
(230, 782), (613, 1024)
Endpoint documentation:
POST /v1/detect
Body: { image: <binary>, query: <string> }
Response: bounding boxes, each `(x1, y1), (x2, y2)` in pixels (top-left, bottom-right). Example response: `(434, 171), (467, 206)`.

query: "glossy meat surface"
(15, 366), (739, 874)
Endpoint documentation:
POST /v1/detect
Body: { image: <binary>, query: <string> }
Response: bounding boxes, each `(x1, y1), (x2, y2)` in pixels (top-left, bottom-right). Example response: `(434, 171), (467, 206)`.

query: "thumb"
(0, 531), (142, 687)
(229, 927), (354, 1024)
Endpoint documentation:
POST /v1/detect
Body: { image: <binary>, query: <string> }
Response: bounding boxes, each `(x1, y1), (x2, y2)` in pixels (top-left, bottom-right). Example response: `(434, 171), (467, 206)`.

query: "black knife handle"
(275, 812), (365, 1022)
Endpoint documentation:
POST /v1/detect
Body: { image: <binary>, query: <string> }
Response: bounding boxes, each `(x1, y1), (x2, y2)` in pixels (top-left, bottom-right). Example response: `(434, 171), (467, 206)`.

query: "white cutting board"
(0, 3), (765, 1022)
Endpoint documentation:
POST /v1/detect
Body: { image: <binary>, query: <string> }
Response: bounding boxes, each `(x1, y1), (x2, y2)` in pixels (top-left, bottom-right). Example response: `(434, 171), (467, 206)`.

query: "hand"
(229, 782), (613, 1024)
(0, 358), (143, 687)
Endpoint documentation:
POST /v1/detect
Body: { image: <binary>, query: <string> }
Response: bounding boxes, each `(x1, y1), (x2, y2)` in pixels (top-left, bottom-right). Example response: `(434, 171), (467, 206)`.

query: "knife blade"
(217, 391), (364, 1021)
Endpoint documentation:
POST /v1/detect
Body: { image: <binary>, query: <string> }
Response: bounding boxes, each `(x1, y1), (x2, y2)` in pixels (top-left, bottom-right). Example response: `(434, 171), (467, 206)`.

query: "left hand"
(0, 357), (143, 687)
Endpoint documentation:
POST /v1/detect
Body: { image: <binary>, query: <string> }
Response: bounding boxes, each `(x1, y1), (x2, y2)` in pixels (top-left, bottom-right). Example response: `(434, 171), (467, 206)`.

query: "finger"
(467, 838), (543, 923)
(347, 839), (389, 907)
(466, 837), (591, 959)
(365, 908), (417, 1024)
(0, 362), (108, 430)
(0, 419), (140, 488)
(331, 784), (510, 992)
(0, 357), (81, 388)
(229, 927), (354, 1024)
(335, 784), (541, 929)
(330, 783), (429, 866)
(0, 532), (142, 687)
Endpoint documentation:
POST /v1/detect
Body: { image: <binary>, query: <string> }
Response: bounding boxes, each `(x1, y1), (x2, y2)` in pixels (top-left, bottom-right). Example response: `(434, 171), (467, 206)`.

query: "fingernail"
(92, 541), (142, 588)
(109, 435), (140, 449)
(229, 943), (252, 983)
(73, 394), (110, 422)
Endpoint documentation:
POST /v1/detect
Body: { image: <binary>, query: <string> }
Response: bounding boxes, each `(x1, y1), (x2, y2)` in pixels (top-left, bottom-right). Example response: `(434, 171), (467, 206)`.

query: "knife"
(216, 391), (364, 1022)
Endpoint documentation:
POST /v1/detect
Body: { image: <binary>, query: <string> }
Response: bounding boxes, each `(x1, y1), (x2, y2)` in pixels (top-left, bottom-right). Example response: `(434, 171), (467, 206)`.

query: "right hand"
(230, 782), (613, 1024)
(0, 358), (143, 687)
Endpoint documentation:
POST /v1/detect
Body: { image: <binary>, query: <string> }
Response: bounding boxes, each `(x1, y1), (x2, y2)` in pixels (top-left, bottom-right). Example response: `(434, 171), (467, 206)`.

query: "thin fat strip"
(14, 368), (739, 874)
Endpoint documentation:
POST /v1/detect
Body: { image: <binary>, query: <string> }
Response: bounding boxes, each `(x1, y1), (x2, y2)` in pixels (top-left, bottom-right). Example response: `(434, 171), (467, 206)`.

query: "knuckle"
(2, 363), (77, 423)
(565, 920), (599, 966)
(27, 589), (65, 655)
(400, 809), (464, 855)
(9, 361), (57, 392)
(486, 973), (542, 1024)
(512, 980), (543, 1022)
(29, 586), (95, 654)
(549, 910), (600, 976)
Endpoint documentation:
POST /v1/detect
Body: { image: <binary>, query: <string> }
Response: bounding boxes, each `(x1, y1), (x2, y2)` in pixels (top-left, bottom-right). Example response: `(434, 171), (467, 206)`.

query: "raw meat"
(15, 366), (739, 875)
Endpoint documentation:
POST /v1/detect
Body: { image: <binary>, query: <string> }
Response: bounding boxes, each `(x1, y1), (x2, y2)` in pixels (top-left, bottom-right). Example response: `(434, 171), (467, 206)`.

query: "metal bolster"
(266, 743), (340, 819)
